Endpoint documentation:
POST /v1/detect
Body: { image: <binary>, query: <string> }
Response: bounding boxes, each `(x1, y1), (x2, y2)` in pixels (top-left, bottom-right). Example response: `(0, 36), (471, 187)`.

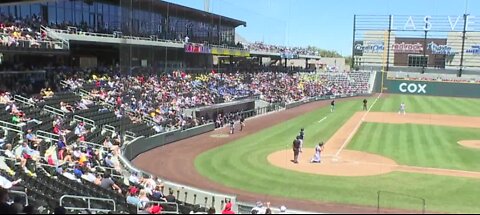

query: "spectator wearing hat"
(126, 187), (141, 208)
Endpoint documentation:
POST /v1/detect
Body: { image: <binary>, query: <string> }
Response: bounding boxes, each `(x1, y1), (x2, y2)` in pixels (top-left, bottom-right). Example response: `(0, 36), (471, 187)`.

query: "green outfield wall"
(382, 79), (480, 98)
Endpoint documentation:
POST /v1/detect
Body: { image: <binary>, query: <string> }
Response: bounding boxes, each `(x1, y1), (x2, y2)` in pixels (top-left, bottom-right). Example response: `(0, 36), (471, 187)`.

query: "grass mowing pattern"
(195, 96), (480, 213)
(372, 94), (480, 116)
(348, 123), (480, 171)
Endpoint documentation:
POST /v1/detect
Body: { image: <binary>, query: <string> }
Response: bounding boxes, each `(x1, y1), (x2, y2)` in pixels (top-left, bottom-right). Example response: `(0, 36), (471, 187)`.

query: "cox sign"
(399, 83), (427, 94)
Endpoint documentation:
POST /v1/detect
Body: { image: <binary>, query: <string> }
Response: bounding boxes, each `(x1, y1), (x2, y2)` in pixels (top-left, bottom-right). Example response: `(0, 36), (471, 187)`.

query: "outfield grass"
(195, 95), (480, 213)
(372, 94), (480, 116)
(348, 123), (480, 171)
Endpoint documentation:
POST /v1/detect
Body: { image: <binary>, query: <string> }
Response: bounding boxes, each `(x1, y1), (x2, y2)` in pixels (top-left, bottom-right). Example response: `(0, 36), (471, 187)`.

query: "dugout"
(194, 99), (255, 122)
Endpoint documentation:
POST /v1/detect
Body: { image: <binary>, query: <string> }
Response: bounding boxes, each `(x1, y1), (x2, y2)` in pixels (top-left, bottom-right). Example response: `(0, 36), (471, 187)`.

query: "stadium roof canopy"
(0, 0), (247, 27)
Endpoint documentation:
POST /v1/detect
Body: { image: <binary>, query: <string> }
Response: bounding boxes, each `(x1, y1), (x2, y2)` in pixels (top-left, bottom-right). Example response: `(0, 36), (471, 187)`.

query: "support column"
(305, 58), (309, 69)
(386, 15), (392, 72)
(284, 58), (287, 68)
(459, 13), (468, 77)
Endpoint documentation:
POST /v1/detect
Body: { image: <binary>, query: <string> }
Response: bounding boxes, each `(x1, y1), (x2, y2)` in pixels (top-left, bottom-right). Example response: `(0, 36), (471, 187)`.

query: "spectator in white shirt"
(129, 172), (140, 185)
(0, 175), (21, 189)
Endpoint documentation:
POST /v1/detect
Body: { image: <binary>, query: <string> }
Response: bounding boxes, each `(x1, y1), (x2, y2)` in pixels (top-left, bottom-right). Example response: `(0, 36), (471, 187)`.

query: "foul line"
(334, 93), (382, 157)
(318, 116), (328, 123)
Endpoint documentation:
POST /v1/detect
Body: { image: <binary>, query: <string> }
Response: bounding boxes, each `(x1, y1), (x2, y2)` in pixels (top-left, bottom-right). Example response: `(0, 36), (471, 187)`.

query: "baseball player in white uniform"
(398, 102), (406, 115)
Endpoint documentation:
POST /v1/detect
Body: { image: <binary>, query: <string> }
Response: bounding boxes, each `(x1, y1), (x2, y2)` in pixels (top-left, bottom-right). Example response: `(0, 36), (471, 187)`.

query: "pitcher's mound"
(458, 141), (480, 149)
(267, 149), (397, 177)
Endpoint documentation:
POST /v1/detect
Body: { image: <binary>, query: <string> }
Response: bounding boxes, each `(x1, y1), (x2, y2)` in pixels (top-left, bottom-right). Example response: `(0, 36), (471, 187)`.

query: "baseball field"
(192, 94), (480, 213)
(195, 95), (480, 213)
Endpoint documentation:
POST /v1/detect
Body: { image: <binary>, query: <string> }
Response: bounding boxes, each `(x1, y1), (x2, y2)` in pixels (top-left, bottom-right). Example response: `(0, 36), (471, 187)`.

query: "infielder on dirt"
(240, 116), (245, 131)
(229, 119), (235, 134)
(298, 128), (305, 153)
(292, 136), (301, 164)
(311, 142), (324, 163)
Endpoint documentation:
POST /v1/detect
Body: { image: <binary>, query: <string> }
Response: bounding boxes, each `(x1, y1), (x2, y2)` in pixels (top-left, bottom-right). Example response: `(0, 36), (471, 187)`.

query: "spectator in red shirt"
(222, 202), (235, 214)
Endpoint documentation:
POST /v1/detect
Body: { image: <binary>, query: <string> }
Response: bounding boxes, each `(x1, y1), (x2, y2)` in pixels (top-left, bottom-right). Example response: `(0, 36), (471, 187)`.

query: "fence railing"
(60, 195), (116, 213)
(48, 27), (184, 45)
(79, 89), (91, 97)
(136, 201), (178, 214)
(0, 120), (24, 132)
(236, 103), (283, 121)
(0, 36), (69, 50)
(14, 95), (35, 107)
(73, 115), (95, 128)
(41, 25), (70, 49)
(36, 130), (59, 143)
(125, 131), (136, 138)
(103, 125), (116, 134)
(119, 127), (239, 213)
(377, 191), (426, 214)
(60, 80), (69, 89)
(8, 190), (28, 206)
(43, 105), (65, 117)
(0, 125), (23, 135)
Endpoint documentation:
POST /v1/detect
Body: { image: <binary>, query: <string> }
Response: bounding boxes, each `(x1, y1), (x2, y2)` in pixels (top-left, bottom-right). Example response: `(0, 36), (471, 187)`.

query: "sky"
(166, 0), (479, 56)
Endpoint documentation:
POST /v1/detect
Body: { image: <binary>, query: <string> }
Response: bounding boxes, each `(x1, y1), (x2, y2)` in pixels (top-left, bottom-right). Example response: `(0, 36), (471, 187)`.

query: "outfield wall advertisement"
(384, 79), (480, 98)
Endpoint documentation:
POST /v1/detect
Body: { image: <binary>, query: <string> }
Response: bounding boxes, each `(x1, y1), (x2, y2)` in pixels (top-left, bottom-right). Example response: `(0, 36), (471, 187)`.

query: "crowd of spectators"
(0, 13), (50, 49)
(0, 66), (373, 214)
(61, 69), (370, 132)
(0, 91), (170, 214)
(241, 41), (320, 56)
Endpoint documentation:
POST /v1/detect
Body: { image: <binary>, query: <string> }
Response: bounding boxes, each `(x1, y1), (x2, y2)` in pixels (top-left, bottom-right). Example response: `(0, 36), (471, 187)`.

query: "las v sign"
(390, 15), (476, 31)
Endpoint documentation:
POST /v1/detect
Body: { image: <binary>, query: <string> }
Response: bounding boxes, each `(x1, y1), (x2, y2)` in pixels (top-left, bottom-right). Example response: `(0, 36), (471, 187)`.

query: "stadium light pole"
(459, 13), (469, 77)
(422, 18), (428, 74)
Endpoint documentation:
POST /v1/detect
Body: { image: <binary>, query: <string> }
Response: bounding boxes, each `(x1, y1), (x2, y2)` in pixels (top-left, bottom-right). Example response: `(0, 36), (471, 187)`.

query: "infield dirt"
(133, 96), (478, 213)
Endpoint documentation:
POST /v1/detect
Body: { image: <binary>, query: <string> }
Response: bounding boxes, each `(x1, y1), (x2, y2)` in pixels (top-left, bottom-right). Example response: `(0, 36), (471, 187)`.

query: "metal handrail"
(0, 120), (23, 131)
(44, 105), (65, 117)
(118, 142), (238, 211)
(41, 25), (70, 49)
(60, 195), (116, 213)
(136, 201), (178, 214)
(49, 27), (185, 44)
(73, 115), (95, 127)
(79, 140), (107, 149)
(13, 95), (35, 107)
(79, 89), (90, 97)
(60, 80), (69, 88)
(125, 131), (136, 137)
(36, 130), (59, 143)
(0, 125), (23, 134)
(8, 190), (28, 206)
(103, 125), (116, 133)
